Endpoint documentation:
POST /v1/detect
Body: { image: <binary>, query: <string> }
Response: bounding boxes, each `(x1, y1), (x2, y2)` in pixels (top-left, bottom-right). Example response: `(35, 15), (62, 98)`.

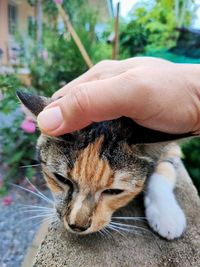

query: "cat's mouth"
(63, 217), (109, 235)
(63, 217), (92, 235)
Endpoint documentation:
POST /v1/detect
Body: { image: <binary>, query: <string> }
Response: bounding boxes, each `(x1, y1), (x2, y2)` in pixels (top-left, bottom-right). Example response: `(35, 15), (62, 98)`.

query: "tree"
(120, 0), (196, 56)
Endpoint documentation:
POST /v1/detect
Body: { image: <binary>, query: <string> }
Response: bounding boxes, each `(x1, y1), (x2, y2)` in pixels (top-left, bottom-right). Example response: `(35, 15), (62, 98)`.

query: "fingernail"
(37, 106), (63, 132)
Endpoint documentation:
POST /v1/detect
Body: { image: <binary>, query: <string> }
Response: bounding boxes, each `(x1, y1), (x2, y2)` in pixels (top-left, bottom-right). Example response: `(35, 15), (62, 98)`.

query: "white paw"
(145, 195), (186, 240)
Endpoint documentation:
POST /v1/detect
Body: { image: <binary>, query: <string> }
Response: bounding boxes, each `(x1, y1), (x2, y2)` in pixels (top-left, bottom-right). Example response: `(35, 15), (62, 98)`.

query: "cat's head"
(17, 91), (188, 235)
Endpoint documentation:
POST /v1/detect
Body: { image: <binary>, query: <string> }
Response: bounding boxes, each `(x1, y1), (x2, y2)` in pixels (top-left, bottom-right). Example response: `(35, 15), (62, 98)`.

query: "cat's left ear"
(16, 90), (52, 118)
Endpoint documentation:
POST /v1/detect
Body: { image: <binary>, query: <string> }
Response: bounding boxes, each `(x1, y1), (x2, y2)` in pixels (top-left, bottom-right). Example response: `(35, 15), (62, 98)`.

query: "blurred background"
(0, 0), (200, 266)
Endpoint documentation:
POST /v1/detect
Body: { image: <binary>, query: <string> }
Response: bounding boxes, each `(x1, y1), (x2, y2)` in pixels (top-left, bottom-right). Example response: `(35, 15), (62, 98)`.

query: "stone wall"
(33, 163), (200, 267)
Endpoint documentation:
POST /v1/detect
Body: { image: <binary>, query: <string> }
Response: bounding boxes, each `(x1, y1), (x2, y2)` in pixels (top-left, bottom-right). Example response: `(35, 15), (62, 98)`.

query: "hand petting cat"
(37, 57), (200, 136)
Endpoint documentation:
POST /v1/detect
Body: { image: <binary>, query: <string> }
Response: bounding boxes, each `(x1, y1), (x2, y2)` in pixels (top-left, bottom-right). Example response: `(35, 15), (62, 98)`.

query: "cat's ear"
(119, 117), (193, 144)
(16, 90), (52, 117)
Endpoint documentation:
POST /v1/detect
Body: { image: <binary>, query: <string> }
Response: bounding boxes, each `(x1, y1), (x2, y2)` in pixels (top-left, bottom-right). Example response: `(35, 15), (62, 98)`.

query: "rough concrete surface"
(33, 163), (200, 267)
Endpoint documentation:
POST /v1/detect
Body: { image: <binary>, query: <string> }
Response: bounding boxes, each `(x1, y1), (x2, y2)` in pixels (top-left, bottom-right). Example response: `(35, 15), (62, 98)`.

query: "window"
(28, 16), (36, 38)
(8, 3), (18, 35)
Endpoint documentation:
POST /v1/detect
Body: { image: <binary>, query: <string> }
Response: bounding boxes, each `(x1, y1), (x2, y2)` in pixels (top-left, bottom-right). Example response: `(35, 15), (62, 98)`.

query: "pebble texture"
(34, 163), (200, 267)
(0, 190), (49, 267)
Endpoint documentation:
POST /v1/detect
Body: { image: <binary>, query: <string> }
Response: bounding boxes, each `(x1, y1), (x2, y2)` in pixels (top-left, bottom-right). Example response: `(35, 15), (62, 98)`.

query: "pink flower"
(2, 195), (13, 206)
(53, 0), (63, 4)
(21, 119), (36, 133)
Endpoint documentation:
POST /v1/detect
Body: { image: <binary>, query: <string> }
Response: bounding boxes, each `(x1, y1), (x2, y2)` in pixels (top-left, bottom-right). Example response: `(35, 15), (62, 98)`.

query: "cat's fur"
(17, 91), (187, 240)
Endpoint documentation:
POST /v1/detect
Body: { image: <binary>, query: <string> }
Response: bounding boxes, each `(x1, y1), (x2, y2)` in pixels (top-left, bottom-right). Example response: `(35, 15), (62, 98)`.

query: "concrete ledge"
(21, 223), (48, 267)
(33, 163), (200, 267)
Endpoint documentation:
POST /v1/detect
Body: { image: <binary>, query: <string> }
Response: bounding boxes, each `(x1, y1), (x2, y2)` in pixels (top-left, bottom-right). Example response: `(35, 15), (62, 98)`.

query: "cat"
(17, 90), (190, 240)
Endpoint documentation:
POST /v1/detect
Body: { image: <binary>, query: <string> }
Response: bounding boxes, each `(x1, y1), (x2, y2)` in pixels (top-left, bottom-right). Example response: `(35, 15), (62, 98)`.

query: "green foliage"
(182, 138), (200, 194)
(0, 0), (113, 194)
(30, 30), (88, 95)
(119, 0), (199, 195)
(143, 49), (200, 63)
(43, 0), (86, 24)
(0, 75), (38, 191)
(30, 4), (112, 95)
(120, 0), (193, 56)
(0, 111), (38, 179)
(0, 75), (21, 113)
(1, 0), (199, 197)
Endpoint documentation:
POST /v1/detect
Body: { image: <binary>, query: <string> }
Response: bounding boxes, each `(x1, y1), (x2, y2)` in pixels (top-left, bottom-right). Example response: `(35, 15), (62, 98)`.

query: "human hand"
(37, 57), (200, 136)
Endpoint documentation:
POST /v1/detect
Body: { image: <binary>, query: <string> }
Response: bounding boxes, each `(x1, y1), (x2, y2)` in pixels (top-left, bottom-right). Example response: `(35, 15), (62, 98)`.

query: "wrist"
(182, 64), (200, 134)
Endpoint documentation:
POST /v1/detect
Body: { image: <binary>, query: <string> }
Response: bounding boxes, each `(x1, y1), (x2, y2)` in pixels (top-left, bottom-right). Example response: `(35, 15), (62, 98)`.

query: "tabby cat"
(17, 91), (189, 240)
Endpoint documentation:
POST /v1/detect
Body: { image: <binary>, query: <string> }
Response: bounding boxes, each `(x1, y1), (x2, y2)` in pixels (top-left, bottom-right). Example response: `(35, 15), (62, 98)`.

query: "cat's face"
(37, 123), (154, 234)
(17, 91), (183, 235)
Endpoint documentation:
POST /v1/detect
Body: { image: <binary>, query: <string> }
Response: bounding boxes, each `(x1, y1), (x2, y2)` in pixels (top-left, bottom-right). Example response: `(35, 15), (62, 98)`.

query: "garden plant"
(0, 0), (199, 196)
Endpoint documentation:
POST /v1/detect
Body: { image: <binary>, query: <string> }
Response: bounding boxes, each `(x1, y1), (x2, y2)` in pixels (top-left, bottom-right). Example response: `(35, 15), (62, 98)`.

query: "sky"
(112, 0), (200, 29)
(194, 0), (200, 28)
(112, 0), (138, 17)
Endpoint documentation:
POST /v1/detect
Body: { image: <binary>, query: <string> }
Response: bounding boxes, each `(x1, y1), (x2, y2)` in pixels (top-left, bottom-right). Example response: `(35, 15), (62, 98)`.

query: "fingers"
(37, 74), (132, 136)
(52, 58), (171, 99)
(52, 60), (121, 99)
(52, 70), (93, 99)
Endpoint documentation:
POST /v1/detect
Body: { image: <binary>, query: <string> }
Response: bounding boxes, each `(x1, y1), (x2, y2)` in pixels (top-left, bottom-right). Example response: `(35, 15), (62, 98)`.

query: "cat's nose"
(68, 223), (91, 232)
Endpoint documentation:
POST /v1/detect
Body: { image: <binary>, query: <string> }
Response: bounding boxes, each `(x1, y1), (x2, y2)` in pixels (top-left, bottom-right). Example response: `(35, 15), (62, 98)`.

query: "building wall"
(18, 0), (35, 36)
(0, 0), (34, 65)
(0, 0), (112, 65)
(0, 0), (9, 64)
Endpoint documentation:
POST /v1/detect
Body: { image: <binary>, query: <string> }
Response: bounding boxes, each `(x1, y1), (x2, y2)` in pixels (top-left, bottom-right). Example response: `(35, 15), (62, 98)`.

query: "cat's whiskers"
(25, 176), (53, 203)
(14, 212), (56, 227)
(109, 219), (162, 251)
(17, 210), (55, 216)
(25, 213), (57, 229)
(19, 163), (56, 173)
(112, 216), (146, 221)
(12, 209), (55, 217)
(98, 229), (107, 240)
(17, 209), (55, 215)
(107, 218), (153, 238)
(107, 224), (128, 240)
(10, 178), (57, 228)
(103, 227), (115, 240)
(108, 224), (144, 236)
(11, 182), (54, 205)
(18, 204), (54, 210)
(110, 222), (150, 234)
(19, 163), (41, 168)
(102, 228), (113, 240)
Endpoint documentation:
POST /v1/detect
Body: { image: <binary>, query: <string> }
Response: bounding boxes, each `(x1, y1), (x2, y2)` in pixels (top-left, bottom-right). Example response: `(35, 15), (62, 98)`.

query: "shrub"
(0, 75), (38, 194)
(29, 3), (112, 96)
(120, 0), (194, 57)
(182, 138), (200, 194)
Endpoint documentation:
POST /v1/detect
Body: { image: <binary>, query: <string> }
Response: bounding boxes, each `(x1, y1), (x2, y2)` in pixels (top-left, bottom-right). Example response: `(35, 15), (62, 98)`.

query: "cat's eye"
(102, 189), (124, 195)
(54, 173), (73, 188)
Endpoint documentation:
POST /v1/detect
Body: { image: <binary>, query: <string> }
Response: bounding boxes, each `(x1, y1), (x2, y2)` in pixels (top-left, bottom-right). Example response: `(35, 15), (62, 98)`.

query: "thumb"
(37, 75), (129, 136)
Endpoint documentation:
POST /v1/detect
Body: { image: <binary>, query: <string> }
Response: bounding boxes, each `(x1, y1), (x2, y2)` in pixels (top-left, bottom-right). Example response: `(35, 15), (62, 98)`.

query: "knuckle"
(122, 67), (154, 94)
(97, 59), (111, 66)
(95, 59), (116, 69)
(72, 86), (89, 115)
(91, 60), (117, 79)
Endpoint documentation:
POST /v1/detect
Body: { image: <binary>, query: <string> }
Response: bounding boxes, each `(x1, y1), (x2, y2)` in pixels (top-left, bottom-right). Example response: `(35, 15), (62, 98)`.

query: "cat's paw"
(145, 194), (186, 240)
